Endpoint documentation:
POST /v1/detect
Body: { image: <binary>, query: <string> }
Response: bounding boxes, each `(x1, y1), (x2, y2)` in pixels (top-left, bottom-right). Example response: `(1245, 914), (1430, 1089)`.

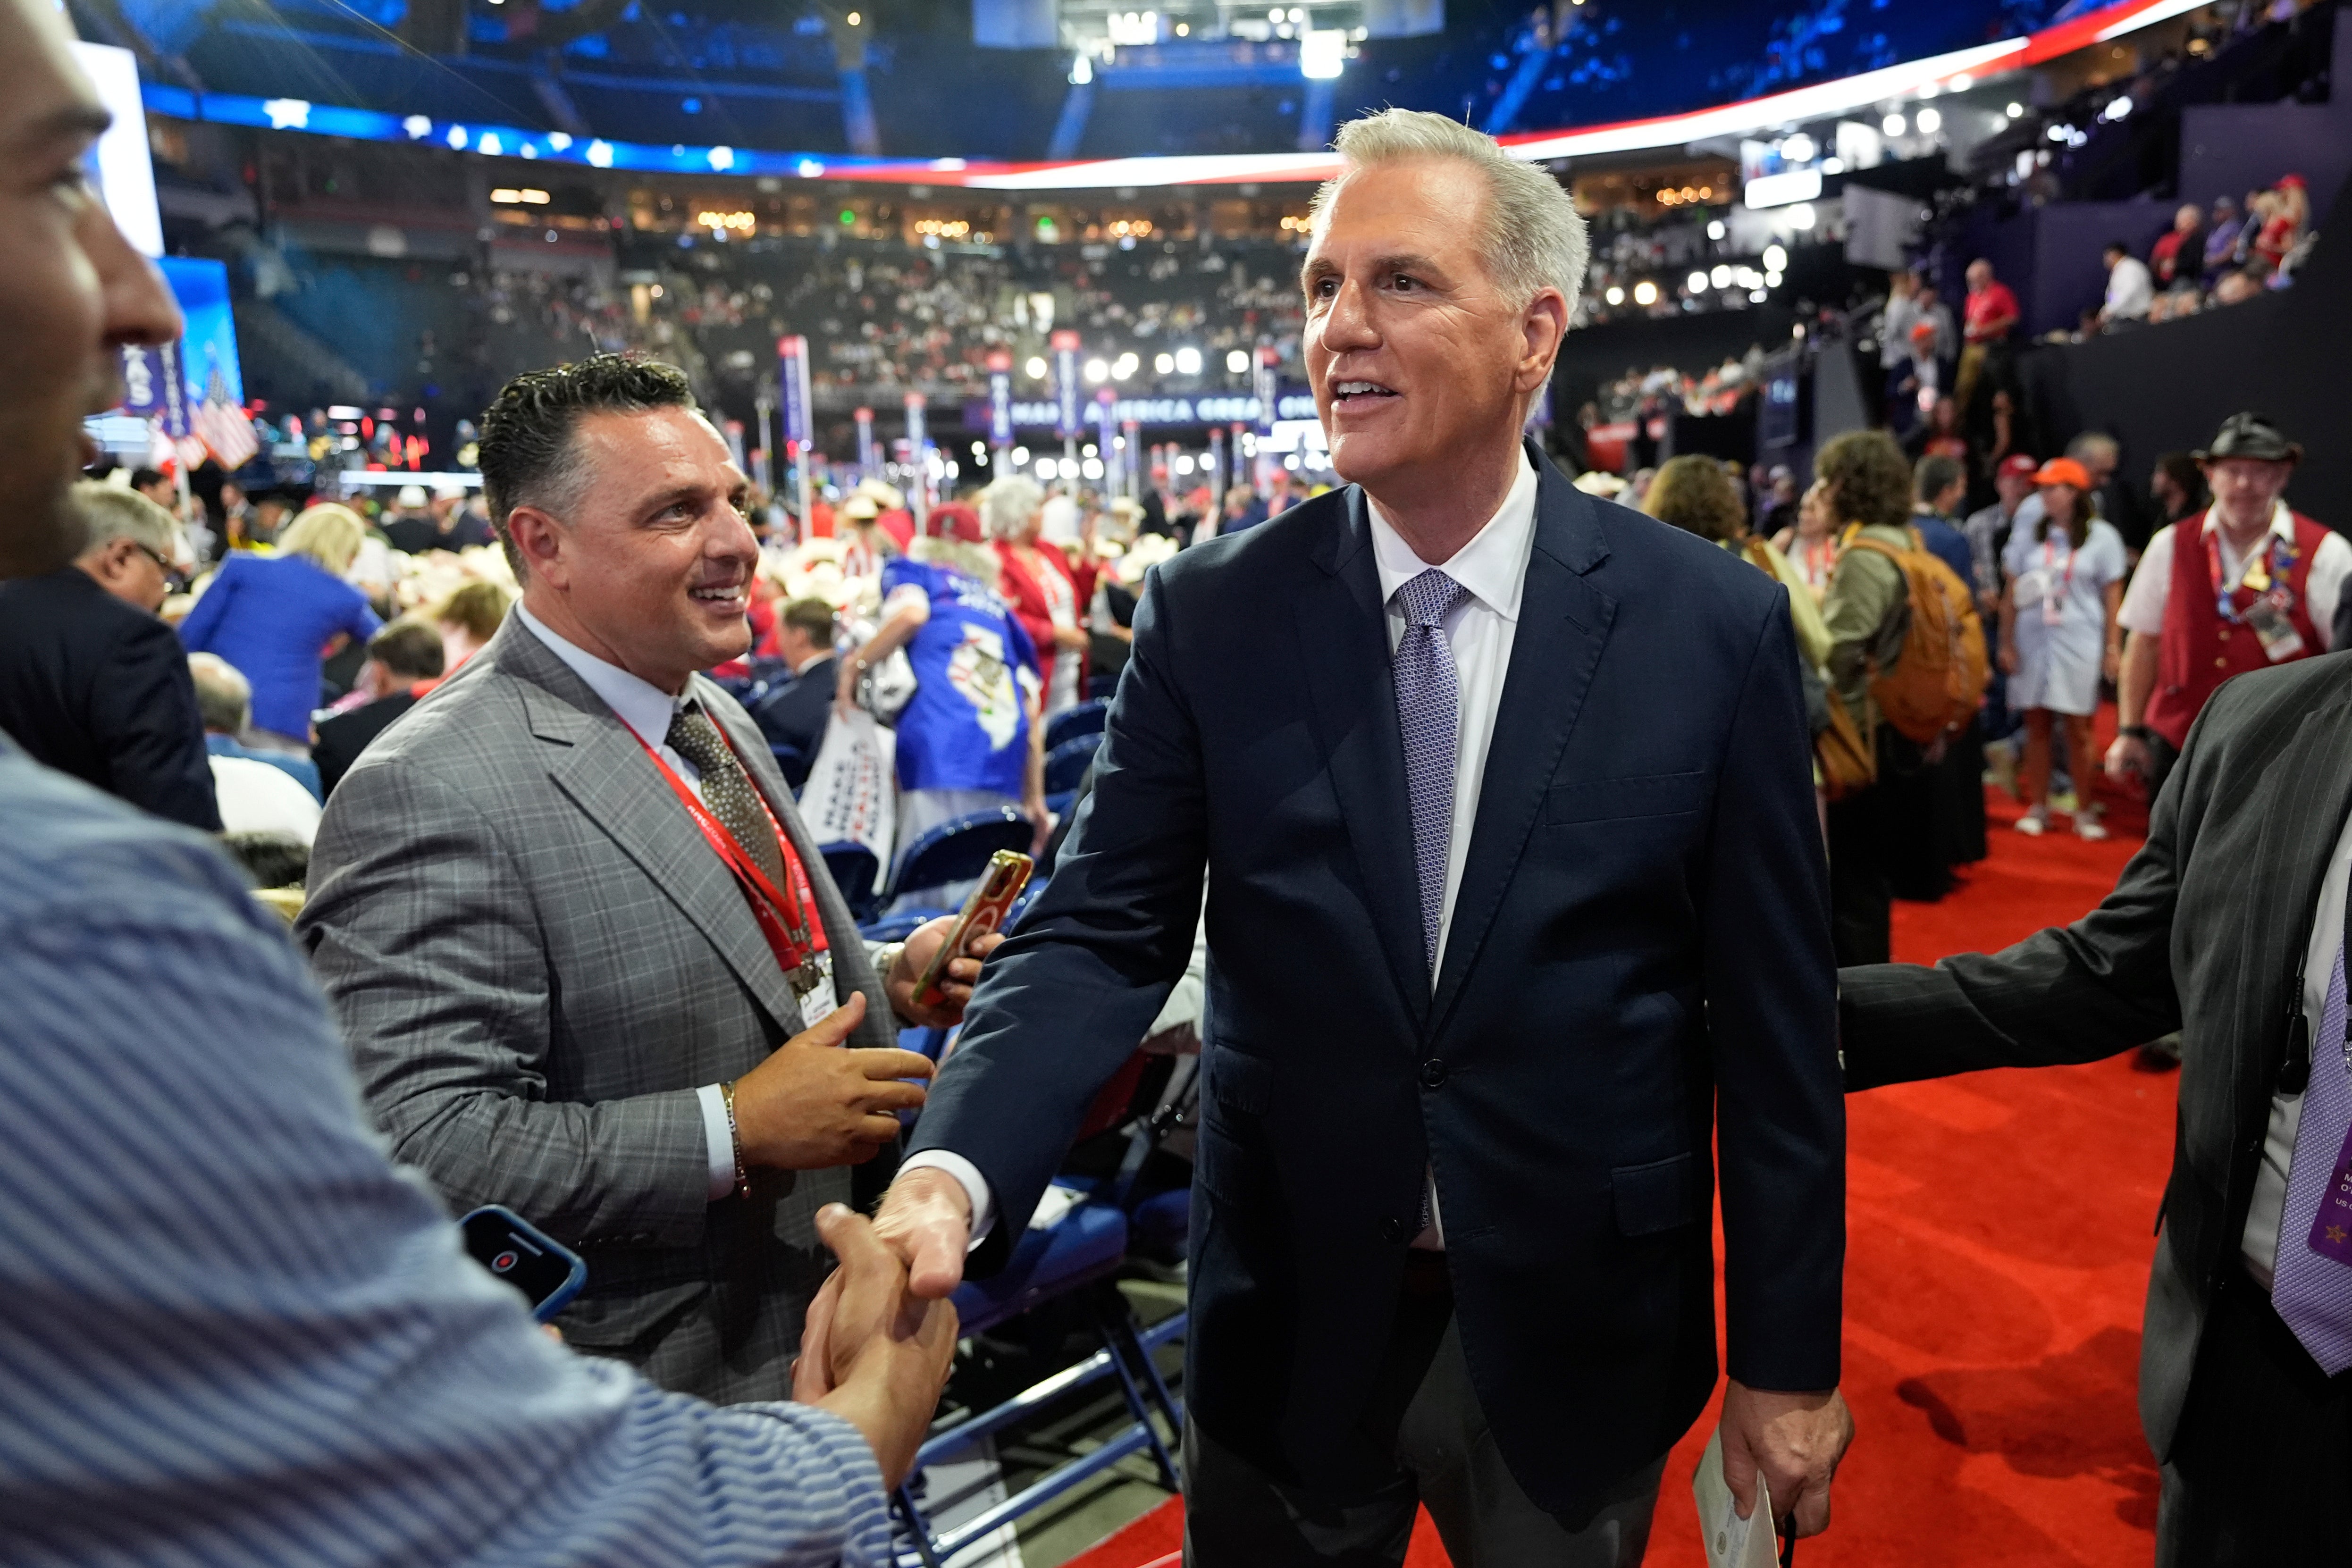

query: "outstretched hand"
(794, 1204), (958, 1489)
(1720, 1380), (1853, 1538)
(873, 1165), (974, 1300)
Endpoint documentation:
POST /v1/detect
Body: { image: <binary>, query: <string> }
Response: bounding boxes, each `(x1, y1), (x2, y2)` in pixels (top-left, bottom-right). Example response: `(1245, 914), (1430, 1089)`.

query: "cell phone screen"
(460, 1207), (585, 1319)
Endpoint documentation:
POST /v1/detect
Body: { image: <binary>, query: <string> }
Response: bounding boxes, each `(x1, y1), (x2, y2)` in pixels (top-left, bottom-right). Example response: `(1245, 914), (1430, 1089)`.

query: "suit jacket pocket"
(1206, 1046), (1276, 1119)
(1545, 770), (1709, 825)
(1612, 1152), (1700, 1236)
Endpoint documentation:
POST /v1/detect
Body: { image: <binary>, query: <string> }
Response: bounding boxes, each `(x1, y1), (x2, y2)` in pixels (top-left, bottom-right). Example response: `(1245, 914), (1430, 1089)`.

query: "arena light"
(1710, 264), (1732, 288)
(1011, 445), (1031, 465)
(1174, 345), (1202, 375)
(1687, 270), (1709, 293)
(1781, 133), (1816, 164)
(1915, 106), (1942, 134)
(1025, 355), (1047, 378)
(1299, 29), (1347, 80)
(1763, 243), (1789, 271)
(1082, 457), (1106, 479)
(1154, 352), (1176, 374)
(143, 1), (2204, 193)
(1787, 202), (1817, 230)
(1604, 284), (1625, 305)
(1744, 167), (1822, 209)
(1632, 280), (1659, 305)
(2008, 101), (2026, 117)
(1084, 358), (1110, 384)
(1882, 112), (1906, 136)
(1706, 219), (1726, 240)
(1226, 349), (1250, 373)
(1113, 352), (1140, 380)
(1174, 453), (1196, 475)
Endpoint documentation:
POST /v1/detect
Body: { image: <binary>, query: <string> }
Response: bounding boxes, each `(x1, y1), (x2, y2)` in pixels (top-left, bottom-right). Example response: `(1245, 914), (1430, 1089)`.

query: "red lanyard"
(630, 725), (827, 976)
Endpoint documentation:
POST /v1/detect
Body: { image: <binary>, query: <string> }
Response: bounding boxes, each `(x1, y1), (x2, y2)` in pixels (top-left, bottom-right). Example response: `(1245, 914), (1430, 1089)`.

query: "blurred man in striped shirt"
(0, 3), (951, 1561)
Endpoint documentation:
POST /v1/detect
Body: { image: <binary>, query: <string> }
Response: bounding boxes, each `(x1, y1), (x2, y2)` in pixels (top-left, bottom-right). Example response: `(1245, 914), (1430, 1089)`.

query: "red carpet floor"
(1070, 768), (2174, 1568)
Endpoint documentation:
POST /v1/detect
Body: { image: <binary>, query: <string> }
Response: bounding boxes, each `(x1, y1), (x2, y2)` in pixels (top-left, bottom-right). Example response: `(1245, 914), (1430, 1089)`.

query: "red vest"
(2146, 511), (2330, 748)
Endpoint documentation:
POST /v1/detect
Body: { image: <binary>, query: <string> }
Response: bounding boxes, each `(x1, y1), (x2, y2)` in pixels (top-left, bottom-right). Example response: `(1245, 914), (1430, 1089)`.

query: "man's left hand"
(1720, 1381), (1853, 1538)
(886, 918), (1006, 1029)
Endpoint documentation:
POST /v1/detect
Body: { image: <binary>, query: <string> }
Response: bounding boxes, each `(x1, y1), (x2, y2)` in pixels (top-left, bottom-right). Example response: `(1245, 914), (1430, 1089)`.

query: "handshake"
(792, 1203), (961, 1488)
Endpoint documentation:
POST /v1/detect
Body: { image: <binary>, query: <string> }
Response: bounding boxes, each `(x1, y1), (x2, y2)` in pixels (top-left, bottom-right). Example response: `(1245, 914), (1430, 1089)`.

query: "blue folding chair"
(890, 1193), (1183, 1567)
(1086, 671), (1119, 702)
(883, 807), (1033, 916)
(1043, 736), (1098, 796)
(818, 841), (880, 923)
(1044, 699), (1110, 753)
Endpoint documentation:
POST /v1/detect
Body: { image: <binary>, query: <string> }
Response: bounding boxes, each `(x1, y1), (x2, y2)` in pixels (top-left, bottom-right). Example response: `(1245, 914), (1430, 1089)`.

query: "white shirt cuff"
(696, 1083), (736, 1202)
(898, 1149), (995, 1250)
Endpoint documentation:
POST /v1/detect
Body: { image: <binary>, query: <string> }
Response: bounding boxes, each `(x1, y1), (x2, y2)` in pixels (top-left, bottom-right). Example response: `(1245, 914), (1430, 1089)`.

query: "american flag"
(193, 398), (260, 470)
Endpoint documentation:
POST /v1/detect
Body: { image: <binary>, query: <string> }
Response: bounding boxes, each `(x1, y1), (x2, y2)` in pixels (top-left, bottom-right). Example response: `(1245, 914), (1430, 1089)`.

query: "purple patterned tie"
(2272, 931), (2352, 1374)
(1394, 568), (1470, 973)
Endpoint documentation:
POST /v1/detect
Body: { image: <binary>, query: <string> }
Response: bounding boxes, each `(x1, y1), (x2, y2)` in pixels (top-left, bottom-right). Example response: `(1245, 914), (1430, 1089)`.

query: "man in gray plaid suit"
(301, 355), (991, 1404)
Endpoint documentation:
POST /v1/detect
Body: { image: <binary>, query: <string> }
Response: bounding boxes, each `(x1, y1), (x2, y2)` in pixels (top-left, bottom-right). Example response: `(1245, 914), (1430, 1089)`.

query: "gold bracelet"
(719, 1080), (750, 1199)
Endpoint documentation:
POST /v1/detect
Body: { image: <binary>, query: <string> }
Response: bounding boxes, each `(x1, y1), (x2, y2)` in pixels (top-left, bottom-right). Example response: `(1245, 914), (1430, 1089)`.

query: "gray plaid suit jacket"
(298, 613), (898, 1405)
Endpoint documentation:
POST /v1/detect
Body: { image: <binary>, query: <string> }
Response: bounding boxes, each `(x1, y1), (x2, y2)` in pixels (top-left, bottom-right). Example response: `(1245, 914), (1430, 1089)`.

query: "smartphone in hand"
(460, 1204), (587, 1323)
(911, 850), (1033, 1011)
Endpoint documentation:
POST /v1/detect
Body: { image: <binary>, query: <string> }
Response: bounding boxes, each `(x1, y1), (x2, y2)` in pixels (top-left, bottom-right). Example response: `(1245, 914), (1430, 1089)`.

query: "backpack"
(1838, 526), (1989, 746)
(1736, 537), (1878, 799)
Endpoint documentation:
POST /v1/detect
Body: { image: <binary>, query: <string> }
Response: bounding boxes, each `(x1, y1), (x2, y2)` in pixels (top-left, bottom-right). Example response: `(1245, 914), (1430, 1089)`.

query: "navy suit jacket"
(0, 567), (220, 832)
(909, 443), (1843, 1519)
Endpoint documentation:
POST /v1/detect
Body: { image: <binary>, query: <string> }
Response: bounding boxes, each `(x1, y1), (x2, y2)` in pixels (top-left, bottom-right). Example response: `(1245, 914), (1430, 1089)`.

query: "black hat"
(2195, 411), (2302, 465)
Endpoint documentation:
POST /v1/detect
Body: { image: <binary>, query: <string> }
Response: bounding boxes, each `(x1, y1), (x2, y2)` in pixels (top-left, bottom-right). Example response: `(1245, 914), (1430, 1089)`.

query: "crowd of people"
(2093, 172), (2318, 331)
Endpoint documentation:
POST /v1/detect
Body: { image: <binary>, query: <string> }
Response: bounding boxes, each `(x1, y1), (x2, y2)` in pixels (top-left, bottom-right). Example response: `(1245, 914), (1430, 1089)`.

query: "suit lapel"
(498, 626), (804, 1030)
(2231, 687), (2352, 1129)
(1293, 489), (1431, 1029)
(1431, 450), (1617, 1028)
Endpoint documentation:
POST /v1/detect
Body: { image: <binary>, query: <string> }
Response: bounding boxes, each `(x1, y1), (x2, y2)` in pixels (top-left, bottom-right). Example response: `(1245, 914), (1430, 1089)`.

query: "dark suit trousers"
(2157, 1266), (2352, 1566)
(1182, 1257), (1664, 1567)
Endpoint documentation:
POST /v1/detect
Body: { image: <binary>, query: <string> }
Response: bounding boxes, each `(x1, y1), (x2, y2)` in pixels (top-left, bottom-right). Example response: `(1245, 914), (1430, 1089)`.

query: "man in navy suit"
(876, 108), (1852, 1562)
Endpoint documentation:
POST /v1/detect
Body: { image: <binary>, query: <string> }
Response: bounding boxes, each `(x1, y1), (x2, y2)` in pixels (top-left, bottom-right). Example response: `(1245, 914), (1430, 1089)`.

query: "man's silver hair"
(65, 480), (179, 561)
(1309, 108), (1589, 312)
(186, 652), (252, 735)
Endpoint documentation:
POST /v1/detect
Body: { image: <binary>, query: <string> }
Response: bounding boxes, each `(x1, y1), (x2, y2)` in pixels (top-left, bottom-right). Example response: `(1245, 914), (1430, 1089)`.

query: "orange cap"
(2034, 457), (2092, 490)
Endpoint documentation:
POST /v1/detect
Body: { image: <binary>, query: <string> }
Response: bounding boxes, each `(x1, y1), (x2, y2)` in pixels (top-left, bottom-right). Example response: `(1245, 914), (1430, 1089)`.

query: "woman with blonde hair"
(178, 503), (383, 749)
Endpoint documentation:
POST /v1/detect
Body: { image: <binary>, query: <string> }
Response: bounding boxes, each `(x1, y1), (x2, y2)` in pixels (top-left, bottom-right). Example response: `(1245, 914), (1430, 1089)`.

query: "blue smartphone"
(459, 1204), (587, 1323)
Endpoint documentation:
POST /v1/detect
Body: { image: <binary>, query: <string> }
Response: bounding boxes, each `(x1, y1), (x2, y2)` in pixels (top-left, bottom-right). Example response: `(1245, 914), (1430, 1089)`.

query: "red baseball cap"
(931, 502), (985, 544)
(1998, 454), (2039, 479)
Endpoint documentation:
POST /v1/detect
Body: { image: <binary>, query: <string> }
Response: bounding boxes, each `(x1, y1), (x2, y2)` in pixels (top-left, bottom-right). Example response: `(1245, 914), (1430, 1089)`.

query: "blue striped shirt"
(0, 737), (892, 1566)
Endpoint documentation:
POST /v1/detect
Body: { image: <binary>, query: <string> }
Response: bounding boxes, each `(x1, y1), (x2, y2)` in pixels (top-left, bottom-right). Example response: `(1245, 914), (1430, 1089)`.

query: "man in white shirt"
(2105, 411), (2345, 799)
(878, 108), (1852, 1563)
(2100, 241), (2156, 328)
(300, 354), (994, 1408)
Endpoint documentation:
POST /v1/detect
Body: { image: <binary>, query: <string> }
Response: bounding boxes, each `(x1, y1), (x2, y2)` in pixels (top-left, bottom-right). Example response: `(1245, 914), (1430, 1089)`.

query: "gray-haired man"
(876, 108), (1853, 1563)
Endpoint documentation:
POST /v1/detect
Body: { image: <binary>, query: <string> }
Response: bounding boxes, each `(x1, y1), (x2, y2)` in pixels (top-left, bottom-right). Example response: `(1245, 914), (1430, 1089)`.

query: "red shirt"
(1965, 281), (2019, 343)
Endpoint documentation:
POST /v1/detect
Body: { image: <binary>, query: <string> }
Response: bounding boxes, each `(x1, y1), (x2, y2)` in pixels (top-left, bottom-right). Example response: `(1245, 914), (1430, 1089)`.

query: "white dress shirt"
(2116, 502), (2351, 650)
(2241, 803), (2352, 1288)
(514, 604), (741, 1200)
(905, 451), (1540, 1246)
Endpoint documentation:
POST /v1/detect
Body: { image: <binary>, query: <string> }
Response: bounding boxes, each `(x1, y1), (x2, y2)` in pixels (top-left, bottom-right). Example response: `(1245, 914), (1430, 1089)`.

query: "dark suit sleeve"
(87, 617), (222, 832)
(1840, 712), (2190, 1088)
(1706, 595), (1846, 1392)
(907, 566), (1206, 1272)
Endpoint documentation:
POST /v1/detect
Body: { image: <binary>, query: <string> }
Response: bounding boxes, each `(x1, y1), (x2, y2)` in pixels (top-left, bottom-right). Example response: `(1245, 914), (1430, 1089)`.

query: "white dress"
(2003, 520), (2126, 716)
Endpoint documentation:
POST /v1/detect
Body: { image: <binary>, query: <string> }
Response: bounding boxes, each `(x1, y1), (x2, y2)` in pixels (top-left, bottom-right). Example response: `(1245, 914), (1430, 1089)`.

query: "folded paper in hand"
(1692, 1427), (1780, 1568)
